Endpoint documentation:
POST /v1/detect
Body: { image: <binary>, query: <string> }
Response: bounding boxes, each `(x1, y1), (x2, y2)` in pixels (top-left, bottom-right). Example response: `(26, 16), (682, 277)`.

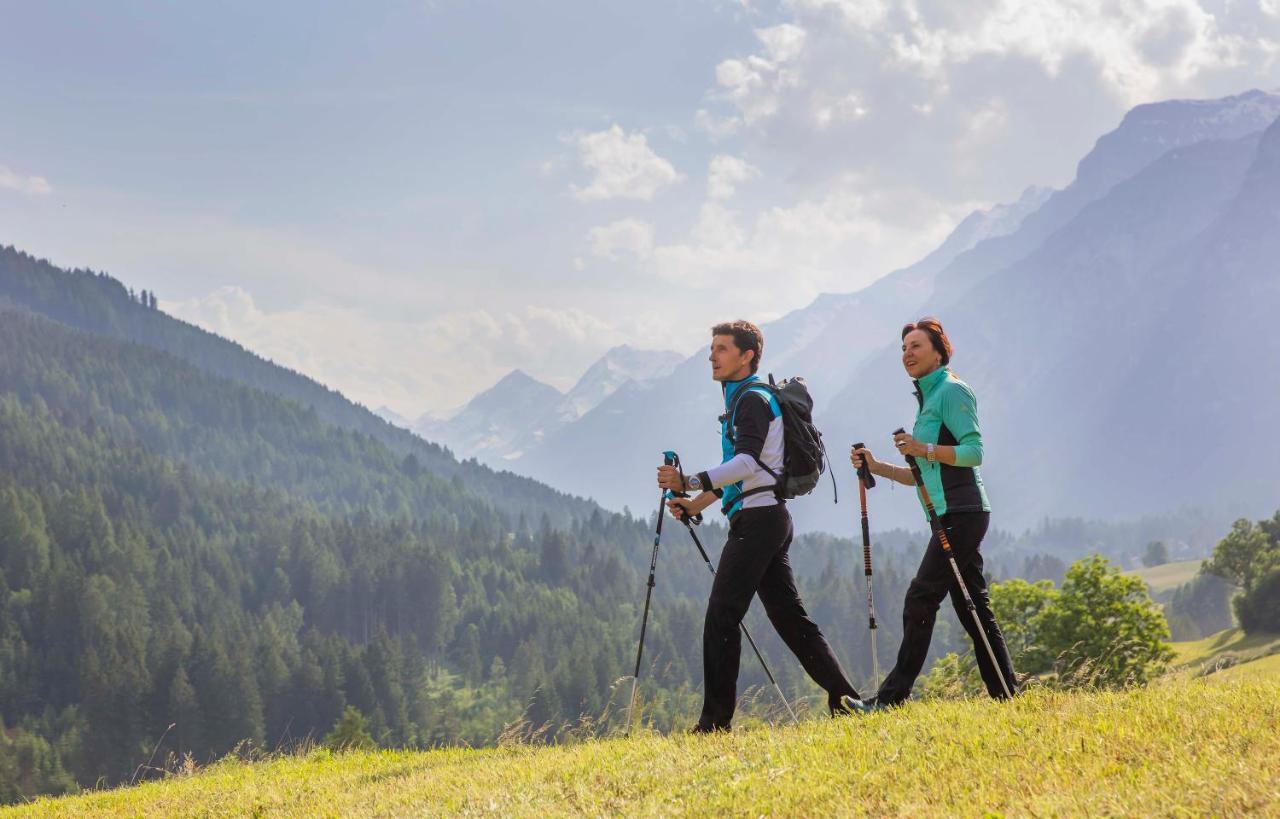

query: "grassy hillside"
(1167, 627), (1280, 680)
(8, 674), (1278, 817)
(1125, 558), (1204, 594)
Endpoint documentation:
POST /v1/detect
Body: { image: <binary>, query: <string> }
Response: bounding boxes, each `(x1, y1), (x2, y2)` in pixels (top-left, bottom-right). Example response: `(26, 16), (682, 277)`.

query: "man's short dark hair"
(711, 320), (764, 374)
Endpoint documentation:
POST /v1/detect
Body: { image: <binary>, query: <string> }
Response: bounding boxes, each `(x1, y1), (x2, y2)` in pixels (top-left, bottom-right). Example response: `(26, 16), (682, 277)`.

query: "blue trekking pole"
(626, 453), (673, 731)
(664, 451), (798, 725)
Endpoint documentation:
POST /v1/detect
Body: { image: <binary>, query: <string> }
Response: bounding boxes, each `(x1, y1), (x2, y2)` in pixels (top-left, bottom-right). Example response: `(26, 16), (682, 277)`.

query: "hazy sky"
(3, 1), (1278, 417)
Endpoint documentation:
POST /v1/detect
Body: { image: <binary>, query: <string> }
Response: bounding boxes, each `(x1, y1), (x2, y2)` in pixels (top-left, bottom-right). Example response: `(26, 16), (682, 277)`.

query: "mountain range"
(457, 89), (1280, 532)
(414, 346), (681, 464)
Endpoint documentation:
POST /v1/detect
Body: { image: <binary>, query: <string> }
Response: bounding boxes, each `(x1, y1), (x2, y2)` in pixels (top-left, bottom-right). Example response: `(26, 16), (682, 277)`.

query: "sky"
(2, 0), (1278, 419)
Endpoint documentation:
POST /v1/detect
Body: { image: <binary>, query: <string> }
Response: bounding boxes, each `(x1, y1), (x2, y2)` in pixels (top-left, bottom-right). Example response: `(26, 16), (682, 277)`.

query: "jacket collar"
(722, 373), (761, 407)
(912, 366), (949, 406)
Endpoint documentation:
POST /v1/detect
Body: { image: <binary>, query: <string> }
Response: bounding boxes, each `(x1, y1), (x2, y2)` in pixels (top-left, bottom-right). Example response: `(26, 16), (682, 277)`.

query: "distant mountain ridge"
(417, 345), (681, 465)
(494, 89), (1280, 533)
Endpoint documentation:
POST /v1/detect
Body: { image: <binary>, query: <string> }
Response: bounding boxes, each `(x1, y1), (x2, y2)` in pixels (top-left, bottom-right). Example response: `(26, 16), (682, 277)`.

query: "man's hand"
(667, 491), (717, 521)
(656, 465), (686, 492)
(666, 497), (695, 521)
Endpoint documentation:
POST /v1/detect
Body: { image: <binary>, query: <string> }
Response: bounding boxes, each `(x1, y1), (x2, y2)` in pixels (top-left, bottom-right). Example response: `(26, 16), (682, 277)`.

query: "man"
(657, 320), (860, 732)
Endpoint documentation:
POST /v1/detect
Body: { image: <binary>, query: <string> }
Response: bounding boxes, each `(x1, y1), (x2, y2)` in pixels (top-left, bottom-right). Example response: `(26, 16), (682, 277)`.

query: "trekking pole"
(853, 442), (881, 688)
(627, 453), (672, 731)
(663, 449), (800, 725)
(894, 428), (1013, 698)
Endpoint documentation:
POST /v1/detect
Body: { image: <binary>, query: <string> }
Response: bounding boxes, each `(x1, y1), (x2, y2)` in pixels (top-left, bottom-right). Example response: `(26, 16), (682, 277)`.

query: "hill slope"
(9, 675), (1278, 817)
(0, 244), (597, 521)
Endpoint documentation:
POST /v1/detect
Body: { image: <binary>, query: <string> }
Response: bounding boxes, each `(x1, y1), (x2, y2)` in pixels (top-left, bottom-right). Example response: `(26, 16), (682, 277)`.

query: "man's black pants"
(875, 511), (1017, 705)
(699, 504), (858, 729)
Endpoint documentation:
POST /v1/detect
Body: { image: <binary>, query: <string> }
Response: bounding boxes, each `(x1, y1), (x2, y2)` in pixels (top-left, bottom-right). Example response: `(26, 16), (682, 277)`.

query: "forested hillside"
(0, 245), (595, 521)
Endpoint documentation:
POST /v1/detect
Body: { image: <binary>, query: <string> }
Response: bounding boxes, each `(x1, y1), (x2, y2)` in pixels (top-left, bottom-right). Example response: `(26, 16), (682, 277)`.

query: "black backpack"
(724, 374), (837, 502)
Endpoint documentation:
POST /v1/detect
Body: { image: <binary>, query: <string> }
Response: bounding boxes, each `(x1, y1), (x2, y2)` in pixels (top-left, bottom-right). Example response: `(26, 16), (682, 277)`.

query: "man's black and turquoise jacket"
(692, 374), (784, 520)
(910, 366), (991, 519)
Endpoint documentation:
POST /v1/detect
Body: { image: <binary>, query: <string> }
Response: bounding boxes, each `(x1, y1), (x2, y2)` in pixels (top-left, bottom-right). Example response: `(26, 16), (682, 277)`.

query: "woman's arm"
(851, 446), (916, 487)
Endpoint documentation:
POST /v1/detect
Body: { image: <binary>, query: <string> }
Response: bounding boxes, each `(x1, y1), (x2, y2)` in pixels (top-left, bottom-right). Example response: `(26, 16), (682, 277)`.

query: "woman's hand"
(892, 430), (927, 459)
(850, 445), (878, 472)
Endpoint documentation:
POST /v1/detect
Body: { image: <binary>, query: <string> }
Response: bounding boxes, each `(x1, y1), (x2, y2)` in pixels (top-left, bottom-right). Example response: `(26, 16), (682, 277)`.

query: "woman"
(850, 317), (1016, 707)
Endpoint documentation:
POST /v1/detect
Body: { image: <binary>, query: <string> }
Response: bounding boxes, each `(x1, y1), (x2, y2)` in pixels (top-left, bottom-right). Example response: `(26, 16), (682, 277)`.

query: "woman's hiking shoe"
(838, 694), (886, 715)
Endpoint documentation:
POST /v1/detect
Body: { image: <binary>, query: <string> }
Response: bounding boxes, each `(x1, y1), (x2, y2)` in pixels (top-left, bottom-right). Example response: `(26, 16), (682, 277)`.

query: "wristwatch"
(926, 443), (936, 463)
(687, 474), (703, 491)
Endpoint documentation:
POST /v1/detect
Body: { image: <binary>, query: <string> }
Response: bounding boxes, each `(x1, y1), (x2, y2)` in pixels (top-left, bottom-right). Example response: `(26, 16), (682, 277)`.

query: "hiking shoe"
(838, 694), (886, 715)
(688, 723), (729, 735)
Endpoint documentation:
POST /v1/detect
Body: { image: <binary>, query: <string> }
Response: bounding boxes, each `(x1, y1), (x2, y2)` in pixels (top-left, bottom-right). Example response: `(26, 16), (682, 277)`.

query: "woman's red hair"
(901, 317), (953, 366)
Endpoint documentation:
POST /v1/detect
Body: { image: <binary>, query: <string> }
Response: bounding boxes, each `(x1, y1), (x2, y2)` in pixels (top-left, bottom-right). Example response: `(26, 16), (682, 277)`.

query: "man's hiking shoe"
(830, 694), (861, 717)
(688, 723), (728, 735)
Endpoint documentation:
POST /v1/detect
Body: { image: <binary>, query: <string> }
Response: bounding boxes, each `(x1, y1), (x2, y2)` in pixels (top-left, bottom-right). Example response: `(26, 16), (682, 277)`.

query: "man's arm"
(695, 391), (771, 490)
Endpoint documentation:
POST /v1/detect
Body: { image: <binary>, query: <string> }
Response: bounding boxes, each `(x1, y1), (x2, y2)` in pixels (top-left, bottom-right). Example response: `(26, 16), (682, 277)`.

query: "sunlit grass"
(8, 671), (1279, 818)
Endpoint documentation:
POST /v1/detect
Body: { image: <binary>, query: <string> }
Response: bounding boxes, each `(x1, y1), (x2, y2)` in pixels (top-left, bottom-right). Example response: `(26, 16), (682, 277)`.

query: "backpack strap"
(721, 382), (778, 444)
(720, 382), (784, 507)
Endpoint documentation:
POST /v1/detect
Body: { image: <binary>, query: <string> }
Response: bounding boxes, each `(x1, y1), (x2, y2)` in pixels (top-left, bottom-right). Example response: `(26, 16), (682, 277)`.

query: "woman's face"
(901, 329), (943, 380)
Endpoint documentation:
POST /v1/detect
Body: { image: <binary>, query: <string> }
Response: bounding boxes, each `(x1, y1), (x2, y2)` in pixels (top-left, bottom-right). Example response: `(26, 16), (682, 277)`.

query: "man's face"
(708, 334), (754, 382)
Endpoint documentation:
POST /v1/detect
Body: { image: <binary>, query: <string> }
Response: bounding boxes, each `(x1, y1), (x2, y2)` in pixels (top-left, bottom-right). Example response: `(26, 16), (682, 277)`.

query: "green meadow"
(8, 633), (1279, 818)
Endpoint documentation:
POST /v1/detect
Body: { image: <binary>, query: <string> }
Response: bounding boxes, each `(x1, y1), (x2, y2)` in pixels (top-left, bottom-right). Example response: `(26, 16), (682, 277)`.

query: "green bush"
(923, 556), (1172, 696)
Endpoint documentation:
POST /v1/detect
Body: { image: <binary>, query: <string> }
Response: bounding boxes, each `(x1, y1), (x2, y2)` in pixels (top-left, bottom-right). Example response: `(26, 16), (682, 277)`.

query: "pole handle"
(662, 450), (703, 525)
(892, 427), (924, 481)
(852, 441), (876, 489)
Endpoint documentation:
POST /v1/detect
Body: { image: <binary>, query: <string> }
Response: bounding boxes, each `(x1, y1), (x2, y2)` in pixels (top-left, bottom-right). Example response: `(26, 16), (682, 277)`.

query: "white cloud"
(0, 165), (52, 196)
(702, 23), (810, 136)
(588, 218), (654, 260)
(788, 0), (889, 29)
(813, 91), (869, 128)
(879, 0), (1244, 103)
(707, 155), (761, 199)
(647, 179), (961, 299)
(570, 125), (682, 201)
(167, 287), (630, 417)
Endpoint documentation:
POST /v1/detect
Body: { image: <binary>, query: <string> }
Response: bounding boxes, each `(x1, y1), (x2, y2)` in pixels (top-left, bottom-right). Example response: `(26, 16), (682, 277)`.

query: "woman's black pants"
(875, 511), (1017, 705)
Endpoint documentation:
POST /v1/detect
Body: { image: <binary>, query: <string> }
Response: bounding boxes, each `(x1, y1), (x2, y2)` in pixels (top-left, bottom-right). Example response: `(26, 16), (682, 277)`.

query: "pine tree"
(323, 706), (375, 751)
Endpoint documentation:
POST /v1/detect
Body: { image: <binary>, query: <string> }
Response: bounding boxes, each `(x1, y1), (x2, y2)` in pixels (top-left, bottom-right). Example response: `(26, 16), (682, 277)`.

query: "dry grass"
(8, 673), (1279, 818)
